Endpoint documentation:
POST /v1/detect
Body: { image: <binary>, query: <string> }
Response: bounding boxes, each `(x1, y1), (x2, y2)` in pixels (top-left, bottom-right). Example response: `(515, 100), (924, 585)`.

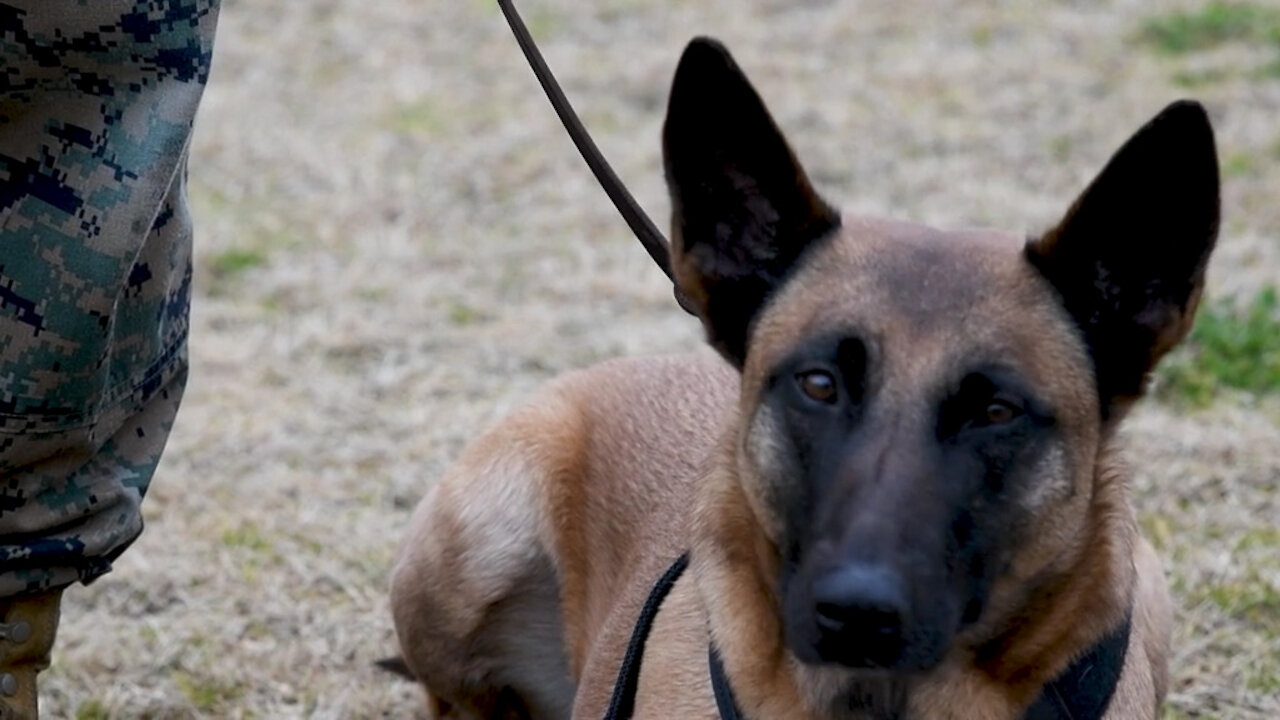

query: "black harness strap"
(609, 553), (1133, 720)
(602, 553), (690, 720)
(708, 644), (745, 720)
(1021, 614), (1133, 720)
(705, 624), (1132, 720)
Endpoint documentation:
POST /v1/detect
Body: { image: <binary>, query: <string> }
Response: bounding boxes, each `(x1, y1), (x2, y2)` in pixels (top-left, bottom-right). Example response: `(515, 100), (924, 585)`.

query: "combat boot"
(0, 590), (61, 720)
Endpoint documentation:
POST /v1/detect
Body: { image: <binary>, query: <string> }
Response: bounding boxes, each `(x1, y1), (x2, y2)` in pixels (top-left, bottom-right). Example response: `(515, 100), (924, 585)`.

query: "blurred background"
(41, 0), (1280, 717)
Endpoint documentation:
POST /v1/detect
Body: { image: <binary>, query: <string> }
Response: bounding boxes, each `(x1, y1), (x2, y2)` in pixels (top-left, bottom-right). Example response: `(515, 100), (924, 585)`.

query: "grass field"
(40, 0), (1280, 717)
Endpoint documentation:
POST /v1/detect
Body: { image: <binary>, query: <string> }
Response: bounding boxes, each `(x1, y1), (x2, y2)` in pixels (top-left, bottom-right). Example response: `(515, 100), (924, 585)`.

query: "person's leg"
(0, 364), (185, 718)
(0, 2), (218, 715)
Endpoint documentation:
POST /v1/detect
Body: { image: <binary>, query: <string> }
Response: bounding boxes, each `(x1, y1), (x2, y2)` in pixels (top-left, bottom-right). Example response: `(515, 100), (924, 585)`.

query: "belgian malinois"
(389, 37), (1219, 720)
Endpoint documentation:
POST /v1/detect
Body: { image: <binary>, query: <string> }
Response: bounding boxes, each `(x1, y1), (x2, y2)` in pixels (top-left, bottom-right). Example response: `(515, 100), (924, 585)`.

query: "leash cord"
(495, 0), (698, 316)
(602, 553), (690, 720)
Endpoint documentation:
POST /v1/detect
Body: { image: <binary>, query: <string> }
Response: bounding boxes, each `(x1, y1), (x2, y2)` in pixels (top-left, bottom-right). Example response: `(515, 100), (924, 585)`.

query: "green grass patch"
(75, 700), (110, 720)
(173, 671), (244, 713)
(1047, 134), (1074, 162)
(970, 25), (995, 49)
(449, 302), (485, 326)
(1140, 512), (1175, 552)
(527, 6), (564, 38)
(1248, 656), (1280, 693)
(1197, 571), (1280, 632)
(1171, 66), (1233, 88)
(1158, 287), (1280, 406)
(1255, 55), (1280, 79)
(208, 248), (268, 279)
(1141, 2), (1280, 55)
(1235, 527), (1280, 552)
(1222, 151), (1257, 177)
(387, 99), (449, 137)
(219, 524), (272, 553)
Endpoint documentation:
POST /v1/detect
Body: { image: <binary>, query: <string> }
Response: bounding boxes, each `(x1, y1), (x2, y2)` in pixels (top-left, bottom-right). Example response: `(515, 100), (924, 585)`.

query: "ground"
(39, 0), (1280, 717)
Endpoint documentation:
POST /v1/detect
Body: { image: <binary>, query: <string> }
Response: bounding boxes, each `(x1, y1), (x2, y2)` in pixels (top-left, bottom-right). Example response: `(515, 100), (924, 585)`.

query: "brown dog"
(389, 37), (1219, 720)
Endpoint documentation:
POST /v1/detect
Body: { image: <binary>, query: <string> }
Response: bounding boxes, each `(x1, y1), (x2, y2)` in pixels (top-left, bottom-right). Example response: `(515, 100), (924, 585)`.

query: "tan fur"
(389, 213), (1174, 719)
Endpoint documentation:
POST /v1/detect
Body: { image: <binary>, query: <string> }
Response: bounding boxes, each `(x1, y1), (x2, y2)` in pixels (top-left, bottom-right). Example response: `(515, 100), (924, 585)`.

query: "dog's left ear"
(1026, 100), (1220, 419)
(663, 38), (840, 367)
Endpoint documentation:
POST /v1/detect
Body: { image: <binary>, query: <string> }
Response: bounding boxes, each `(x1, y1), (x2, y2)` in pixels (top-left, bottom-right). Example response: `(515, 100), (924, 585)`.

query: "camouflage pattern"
(0, 1), (219, 598)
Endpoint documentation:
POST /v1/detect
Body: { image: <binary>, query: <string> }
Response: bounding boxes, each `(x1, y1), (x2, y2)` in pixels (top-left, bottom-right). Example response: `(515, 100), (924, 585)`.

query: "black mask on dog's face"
(763, 330), (1059, 672)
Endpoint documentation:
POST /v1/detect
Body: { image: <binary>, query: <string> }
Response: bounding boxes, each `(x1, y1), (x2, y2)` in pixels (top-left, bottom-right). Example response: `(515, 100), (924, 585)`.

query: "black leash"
(495, 0), (698, 317)
(602, 553), (690, 720)
(609, 554), (1132, 720)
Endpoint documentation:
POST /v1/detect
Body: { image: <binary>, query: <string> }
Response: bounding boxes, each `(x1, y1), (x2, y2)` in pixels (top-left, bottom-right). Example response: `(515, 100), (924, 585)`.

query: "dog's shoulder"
(547, 351), (739, 466)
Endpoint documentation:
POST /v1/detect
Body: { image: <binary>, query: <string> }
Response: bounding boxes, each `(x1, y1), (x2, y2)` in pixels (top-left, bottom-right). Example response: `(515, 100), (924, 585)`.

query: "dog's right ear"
(663, 37), (840, 367)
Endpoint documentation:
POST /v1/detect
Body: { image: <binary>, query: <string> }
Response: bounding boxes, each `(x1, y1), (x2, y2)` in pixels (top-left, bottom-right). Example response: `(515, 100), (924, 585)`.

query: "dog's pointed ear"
(1026, 100), (1220, 419)
(663, 37), (840, 366)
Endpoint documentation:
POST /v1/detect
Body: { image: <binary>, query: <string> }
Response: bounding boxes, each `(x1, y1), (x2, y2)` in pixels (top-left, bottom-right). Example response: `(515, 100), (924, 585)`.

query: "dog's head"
(665, 39), (1217, 673)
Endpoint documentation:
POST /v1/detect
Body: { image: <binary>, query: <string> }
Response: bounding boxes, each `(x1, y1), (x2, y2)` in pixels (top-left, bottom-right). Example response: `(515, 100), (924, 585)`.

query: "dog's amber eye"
(796, 370), (838, 404)
(982, 400), (1021, 426)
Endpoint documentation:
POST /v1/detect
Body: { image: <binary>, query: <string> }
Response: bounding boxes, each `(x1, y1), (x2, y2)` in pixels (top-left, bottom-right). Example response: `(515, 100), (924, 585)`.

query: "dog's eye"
(977, 399), (1022, 427)
(796, 370), (838, 404)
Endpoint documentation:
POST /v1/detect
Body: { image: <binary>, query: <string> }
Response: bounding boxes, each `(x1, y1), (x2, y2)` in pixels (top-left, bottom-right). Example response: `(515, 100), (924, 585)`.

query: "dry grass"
(40, 0), (1280, 717)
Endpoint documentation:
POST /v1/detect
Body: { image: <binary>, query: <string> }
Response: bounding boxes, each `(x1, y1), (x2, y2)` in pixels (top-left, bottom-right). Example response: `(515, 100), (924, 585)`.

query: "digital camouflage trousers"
(0, 0), (220, 599)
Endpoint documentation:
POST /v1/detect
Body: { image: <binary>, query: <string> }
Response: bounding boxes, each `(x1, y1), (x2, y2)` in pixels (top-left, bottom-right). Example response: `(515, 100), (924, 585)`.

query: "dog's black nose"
(810, 564), (907, 667)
